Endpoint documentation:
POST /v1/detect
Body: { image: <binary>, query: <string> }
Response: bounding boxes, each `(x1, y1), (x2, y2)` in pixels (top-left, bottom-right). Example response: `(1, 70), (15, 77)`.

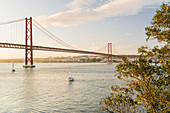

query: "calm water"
(0, 63), (121, 112)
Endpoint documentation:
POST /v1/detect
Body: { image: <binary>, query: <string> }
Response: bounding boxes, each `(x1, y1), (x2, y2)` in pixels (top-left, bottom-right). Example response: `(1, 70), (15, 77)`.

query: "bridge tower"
(23, 17), (35, 68)
(108, 43), (112, 64)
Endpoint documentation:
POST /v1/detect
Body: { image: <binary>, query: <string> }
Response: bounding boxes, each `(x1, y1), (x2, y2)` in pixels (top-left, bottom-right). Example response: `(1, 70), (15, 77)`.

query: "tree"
(100, 3), (170, 113)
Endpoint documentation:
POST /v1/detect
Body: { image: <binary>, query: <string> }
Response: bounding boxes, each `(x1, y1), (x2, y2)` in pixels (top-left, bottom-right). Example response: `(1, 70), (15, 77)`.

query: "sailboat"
(10, 63), (16, 72)
(66, 71), (74, 82)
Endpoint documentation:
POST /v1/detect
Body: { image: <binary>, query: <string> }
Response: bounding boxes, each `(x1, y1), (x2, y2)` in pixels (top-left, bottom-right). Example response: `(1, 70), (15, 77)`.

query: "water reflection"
(22, 69), (37, 112)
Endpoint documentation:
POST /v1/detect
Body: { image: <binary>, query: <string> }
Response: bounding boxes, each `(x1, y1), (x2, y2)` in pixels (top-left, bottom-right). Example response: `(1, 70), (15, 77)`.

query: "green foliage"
(100, 85), (140, 113)
(145, 3), (170, 43)
(100, 2), (170, 113)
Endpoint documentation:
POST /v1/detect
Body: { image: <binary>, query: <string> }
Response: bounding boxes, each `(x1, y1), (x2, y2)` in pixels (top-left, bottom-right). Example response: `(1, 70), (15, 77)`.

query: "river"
(0, 63), (121, 112)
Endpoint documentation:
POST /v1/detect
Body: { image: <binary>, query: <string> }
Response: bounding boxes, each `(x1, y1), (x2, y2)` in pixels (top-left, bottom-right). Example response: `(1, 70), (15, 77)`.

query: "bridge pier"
(23, 17), (35, 68)
(108, 43), (112, 64)
(23, 65), (36, 68)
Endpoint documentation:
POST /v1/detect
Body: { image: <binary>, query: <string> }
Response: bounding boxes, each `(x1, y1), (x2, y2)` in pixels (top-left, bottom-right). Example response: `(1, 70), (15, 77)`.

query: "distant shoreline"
(0, 60), (122, 63)
(0, 55), (138, 63)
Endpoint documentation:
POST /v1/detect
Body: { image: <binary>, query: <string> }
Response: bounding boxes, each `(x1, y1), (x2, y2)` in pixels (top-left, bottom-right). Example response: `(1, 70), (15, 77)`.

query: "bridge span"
(0, 42), (123, 58)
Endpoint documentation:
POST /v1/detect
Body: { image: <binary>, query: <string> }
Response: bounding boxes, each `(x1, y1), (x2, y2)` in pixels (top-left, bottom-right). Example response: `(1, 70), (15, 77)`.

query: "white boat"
(10, 63), (16, 72)
(66, 71), (74, 82)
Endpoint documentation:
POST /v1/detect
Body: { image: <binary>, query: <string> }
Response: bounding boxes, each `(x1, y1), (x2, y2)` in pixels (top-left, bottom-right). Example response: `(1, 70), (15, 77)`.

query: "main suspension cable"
(33, 19), (77, 49)
(0, 18), (24, 25)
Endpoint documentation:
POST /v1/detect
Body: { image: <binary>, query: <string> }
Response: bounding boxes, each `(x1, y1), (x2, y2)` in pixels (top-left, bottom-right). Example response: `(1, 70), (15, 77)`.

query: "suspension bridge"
(0, 17), (123, 68)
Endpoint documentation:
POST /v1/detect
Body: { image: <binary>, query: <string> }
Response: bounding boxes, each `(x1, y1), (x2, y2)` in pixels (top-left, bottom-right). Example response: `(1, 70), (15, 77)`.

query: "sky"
(0, 0), (168, 59)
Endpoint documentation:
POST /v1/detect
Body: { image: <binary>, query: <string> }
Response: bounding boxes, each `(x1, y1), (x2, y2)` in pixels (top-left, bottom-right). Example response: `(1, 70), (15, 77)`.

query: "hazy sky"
(0, 0), (168, 59)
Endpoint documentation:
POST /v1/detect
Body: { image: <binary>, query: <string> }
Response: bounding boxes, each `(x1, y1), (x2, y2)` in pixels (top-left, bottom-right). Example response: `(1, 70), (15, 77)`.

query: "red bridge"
(0, 17), (123, 68)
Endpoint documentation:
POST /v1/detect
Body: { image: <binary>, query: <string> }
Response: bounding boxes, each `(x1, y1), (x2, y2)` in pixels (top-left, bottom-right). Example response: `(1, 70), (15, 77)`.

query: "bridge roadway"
(0, 42), (123, 58)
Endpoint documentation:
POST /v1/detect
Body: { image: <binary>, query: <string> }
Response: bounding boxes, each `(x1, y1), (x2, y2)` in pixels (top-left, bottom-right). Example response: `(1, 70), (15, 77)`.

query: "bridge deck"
(0, 42), (123, 57)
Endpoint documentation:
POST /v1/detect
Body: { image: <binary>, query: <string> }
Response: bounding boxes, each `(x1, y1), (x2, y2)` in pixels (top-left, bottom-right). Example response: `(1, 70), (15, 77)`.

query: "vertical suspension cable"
(11, 23), (13, 43)
(6, 23), (8, 42)
(15, 21), (17, 43)
(18, 22), (22, 44)
(14, 23), (15, 43)
(0, 18), (24, 44)
(16, 22), (18, 43)
(112, 45), (119, 54)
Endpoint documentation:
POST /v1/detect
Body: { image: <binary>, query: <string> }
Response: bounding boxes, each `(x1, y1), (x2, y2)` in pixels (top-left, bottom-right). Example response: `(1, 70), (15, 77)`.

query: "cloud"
(125, 33), (133, 36)
(36, 0), (164, 27)
(66, 0), (97, 10)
